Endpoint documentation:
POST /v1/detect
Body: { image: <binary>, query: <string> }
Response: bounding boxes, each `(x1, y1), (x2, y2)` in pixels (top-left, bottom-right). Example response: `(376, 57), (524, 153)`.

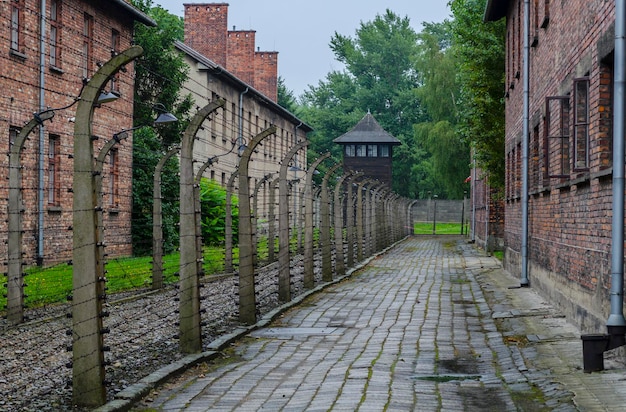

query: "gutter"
(238, 87), (249, 155)
(37, 0), (46, 265)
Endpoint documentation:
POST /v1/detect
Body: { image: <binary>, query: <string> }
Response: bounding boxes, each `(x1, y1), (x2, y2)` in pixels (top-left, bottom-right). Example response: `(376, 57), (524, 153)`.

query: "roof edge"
(484, 0), (510, 22)
(174, 40), (313, 133)
(112, 0), (157, 27)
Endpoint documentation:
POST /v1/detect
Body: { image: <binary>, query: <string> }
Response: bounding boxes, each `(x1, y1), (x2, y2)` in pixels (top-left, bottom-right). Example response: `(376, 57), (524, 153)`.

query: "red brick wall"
(502, 0), (615, 328)
(0, 0), (136, 266)
(184, 3), (229, 67)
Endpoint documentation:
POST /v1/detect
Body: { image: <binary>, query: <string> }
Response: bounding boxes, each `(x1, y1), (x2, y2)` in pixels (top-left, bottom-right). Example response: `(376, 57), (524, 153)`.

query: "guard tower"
(333, 112), (401, 187)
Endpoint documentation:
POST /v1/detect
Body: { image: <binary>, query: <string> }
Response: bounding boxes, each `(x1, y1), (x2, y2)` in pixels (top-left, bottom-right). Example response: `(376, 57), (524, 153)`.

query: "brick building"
(485, 1), (617, 332)
(179, 3), (311, 220)
(0, 0), (154, 267)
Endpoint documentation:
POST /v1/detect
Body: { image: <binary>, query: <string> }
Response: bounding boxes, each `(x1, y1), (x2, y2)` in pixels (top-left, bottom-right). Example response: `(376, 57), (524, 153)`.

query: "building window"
(48, 135), (61, 206)
(380, 145), (390, 157)
(544, 96), (570, 178)
(356, 144), (366, 157)
(108, 149), (119, 206)
(530, 124), (540, 189)
(573, 77), (590, 171)
(82, 13), (93, 79)
(367, 144), (378, 157)
(50, 0), (61, 67)
(345, 144), (355, 157)
(598, 56), (613, 170)
(11, 0), (24, 52)
(110, 29), (120, 92)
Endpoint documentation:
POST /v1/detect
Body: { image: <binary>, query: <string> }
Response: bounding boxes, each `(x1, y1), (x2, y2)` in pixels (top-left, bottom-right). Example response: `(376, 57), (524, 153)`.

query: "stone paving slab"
(112, 237), (626, 411)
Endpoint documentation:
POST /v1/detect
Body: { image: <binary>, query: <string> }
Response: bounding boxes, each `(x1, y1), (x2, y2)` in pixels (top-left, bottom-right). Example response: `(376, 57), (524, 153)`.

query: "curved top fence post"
(238, 126), (276, 325)
(278, 139), (309, 302)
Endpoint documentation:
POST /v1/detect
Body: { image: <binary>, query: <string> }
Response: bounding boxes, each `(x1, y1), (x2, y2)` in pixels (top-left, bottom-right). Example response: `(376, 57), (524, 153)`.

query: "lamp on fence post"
(71, 45), (143, 409)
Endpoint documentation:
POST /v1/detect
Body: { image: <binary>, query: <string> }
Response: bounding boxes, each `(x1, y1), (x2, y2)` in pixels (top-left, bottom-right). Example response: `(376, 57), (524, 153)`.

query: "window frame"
(379, 145), (390, 157)
(48, 135), (61, 206)
(49, 0), (62, 68)
(108, 148), (119, 207)
(10, 0), (24, 53)
(109, 29), (121, 92)
(345, 144), (355, 157)
(544, 95), (570, 179)
(573, 77), (590, 172)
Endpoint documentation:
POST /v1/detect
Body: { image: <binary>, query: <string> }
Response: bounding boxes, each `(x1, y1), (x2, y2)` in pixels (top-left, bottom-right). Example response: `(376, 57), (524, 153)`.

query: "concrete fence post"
(7, 110), (54, 325)
(333, 172), (353, 277)
(320, 163), (342, 282)
(267, 177), (279, 263)
(304, 153), (330, 288)
(152, 146), (180, 290)
(71, 45), (143, 408)
(252, 173), (273, 266)
(238, 126), (276, 325)
(179, 100), (225, 354)
(195, 156), (219, 279)
(278, 140), (308, 302)
(224, 170), (238, 273)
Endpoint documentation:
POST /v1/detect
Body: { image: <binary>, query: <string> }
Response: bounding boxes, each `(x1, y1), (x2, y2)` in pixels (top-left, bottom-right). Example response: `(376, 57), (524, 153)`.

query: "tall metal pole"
(607, 0), (626, 332)
(520, 0), (530, 286)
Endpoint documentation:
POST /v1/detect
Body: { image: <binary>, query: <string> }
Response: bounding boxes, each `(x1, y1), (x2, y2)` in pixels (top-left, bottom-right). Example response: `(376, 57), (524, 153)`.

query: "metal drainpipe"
(37, 0), (47, 266)
(238, 87), (249, 155)
(580, 0), (626, 373)
(520, 0), (530, 286)
(607, 0), (626, 333)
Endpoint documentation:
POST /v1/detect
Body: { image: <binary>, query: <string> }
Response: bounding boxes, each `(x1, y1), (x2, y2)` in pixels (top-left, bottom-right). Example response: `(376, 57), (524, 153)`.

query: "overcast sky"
(154, 0), (452, 97)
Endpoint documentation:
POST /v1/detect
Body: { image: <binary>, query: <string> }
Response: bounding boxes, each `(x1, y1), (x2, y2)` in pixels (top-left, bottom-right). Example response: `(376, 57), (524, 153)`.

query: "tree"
(130, 0), (193, 255)
(413, 22), (470, 199)
(450, 0), (506, 188)
(277, 76), (300, 115)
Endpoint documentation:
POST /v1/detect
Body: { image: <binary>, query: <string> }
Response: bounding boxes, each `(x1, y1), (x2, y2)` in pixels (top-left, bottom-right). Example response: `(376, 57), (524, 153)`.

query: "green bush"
(199, 178), (238, 245)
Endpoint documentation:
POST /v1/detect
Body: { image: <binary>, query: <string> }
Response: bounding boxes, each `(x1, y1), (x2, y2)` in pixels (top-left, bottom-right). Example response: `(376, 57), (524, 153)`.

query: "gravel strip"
(0, 253), (324, 411)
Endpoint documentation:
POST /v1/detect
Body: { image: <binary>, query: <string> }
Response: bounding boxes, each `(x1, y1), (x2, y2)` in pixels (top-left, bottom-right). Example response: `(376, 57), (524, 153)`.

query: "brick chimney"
(184, 3), (229, 67)
(183, 2), (279, 103)
(227, 30), (256, 85)
(254, 50), (278, 102)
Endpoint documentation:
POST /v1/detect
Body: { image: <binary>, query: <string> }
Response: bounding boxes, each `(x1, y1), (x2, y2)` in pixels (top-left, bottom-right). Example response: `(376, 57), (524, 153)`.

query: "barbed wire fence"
(0, 50), (416, 411)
